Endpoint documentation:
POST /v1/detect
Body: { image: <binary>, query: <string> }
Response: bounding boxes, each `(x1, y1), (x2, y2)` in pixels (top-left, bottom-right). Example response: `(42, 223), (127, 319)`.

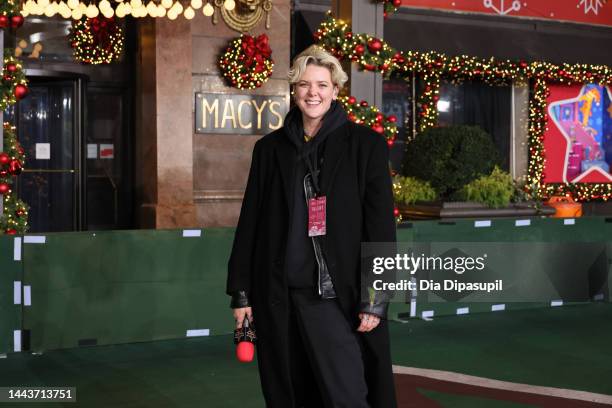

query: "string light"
(69, 17), (124, 64)
(20, 0), (236, 19)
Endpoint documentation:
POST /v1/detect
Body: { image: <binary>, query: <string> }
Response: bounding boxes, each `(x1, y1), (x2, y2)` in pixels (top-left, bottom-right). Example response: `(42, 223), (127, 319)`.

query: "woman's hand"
(233, 307), (253, 329)
(357, 313), (380, 332)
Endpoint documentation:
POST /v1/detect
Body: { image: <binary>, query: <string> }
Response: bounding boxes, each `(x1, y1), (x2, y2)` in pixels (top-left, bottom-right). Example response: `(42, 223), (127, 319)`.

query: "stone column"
(135, 18), (197, 228)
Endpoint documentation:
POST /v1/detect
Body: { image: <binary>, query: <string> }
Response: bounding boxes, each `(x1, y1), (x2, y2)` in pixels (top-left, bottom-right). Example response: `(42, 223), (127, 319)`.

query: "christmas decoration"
(0, 0), (22, 29)
(69, 17), (124, 65)
(1, 51), (28, 111)
(483, 0), (521, 16)
(339, 96), (398, 145)
(375, 0), (401, 18)
(578, 0), (607, 15)
(0, 123), (29, 235)
(219, 34), (274, 90)
(316, 12), (612, 201)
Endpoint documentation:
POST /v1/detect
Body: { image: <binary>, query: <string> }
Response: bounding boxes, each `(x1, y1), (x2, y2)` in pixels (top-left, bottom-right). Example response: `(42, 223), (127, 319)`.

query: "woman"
(227, 45), (397, 408)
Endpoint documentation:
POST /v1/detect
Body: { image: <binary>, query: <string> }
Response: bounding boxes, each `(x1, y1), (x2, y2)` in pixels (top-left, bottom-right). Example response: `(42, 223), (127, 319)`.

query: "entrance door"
(14, 79), (81, 233)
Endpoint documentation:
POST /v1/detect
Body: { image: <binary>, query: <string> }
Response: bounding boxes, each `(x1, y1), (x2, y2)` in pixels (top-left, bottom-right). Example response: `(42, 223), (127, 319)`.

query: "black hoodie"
(282, 101), (348, 288)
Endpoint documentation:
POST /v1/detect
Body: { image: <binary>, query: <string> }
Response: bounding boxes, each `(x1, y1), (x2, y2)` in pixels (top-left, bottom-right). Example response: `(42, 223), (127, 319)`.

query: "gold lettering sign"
(195, 93), (289, 135)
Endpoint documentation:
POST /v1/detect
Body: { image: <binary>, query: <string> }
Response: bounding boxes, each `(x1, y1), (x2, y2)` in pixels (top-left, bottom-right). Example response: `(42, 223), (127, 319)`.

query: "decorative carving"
(214, 0), (272, 33)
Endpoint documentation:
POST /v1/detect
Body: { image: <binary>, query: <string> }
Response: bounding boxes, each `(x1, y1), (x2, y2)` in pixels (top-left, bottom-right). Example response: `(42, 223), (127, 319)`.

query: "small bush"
(392, 175), (438, 205)
(402, 125), (502, 198)
(457, 167), (514, 208)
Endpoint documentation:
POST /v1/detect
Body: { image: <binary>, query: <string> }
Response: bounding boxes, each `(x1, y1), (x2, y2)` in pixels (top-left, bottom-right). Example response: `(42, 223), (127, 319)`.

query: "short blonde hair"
(288, 45), (348, 89)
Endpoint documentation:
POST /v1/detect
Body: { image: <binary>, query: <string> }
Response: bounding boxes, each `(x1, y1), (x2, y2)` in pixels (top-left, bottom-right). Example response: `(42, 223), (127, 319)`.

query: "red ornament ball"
(388, 115), (397, 123)
(9, 160), (22, 175)
(10, 15), (24, 29)
(347, 96), (357, 105)
(348, 112), (356, 121)
(344, 32), (352, 39)
(0, 183), (10, 194)
(6, 63), (17, 73)
(0, 15), (8, 28)
(0, 152), (9, 165)
(360, 100), (368, 107)
(375, 113), (384, 123)
(0, 170), (7, 177)
(393, 207), (400, 217)
(16, 208), (25, 217)
(367, 38), (382, 53)
(392, 0), (402, 7)
(6, 229), (17, 235)
(14, 84), (28, 100)
(371, 124), (384, 134)
(354, 44), (365, 55)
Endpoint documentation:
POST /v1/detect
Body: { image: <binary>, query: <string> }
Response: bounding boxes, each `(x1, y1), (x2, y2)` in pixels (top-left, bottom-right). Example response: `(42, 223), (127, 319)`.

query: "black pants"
(288, 288), (369, 408)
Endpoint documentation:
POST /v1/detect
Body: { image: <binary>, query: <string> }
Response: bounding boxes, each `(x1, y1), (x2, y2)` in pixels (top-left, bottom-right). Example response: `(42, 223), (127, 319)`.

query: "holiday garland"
(0, 123), (28, 235)
(316, 12), (612, 201)
(219, 34), (274, 90)
(69, 17), (124, 65)
(0, 0), (24, 29)
(1, 51), (28, 111)
(339, 96), (398, 145)
(376, 0), (402, 18)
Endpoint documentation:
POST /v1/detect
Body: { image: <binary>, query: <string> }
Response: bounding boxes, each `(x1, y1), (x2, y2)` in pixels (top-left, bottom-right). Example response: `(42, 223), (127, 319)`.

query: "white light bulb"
(123, 3), (132, 14)
(146, 1), (157, 15)
(184, 5), (194, 18)
(167, 10), (177, 19)
(59, 1), (70, 14)
(202, 2), (213, 16)
(190, 0), (202, 9)
(130, 0), (141, 9)
(66, 0), (78, 9)
(38, 0), (50, 9)
(99, 0), (110, 10)
(224, 0), (235, 11)
(156, 4), (166, 16)
(85, 4), (98, 17)
(79, 3), (86, 12)
(102, 7), (114, 17)
(171, 1), (183, 13)
(115, 3), (126, 17)
(161, 0), (172, 7)
(71, 7), (82, 18)
(137, 5), (148, 16)
(21, 8), (30, 16)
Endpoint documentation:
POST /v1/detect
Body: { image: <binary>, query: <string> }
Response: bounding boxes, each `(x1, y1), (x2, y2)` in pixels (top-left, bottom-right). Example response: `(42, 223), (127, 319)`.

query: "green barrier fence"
(0, 216), (610, 353)
(0, 236), (23, 355)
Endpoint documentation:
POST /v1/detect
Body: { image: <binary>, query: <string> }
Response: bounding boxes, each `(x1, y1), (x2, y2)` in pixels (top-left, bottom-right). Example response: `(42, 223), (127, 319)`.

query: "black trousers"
(288, 288), (370, 408)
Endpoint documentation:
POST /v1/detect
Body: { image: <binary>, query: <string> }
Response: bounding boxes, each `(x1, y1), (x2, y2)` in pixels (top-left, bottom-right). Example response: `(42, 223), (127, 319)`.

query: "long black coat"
(227, 121), (397, 408)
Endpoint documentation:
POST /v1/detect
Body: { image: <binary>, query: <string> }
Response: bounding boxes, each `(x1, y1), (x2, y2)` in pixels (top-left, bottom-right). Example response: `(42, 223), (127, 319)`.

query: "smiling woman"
(227, 45), (398, 407)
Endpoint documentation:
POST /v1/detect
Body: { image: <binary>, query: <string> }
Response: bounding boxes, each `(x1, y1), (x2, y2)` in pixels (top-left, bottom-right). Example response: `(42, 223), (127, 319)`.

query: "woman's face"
(294, 64), (339, 123)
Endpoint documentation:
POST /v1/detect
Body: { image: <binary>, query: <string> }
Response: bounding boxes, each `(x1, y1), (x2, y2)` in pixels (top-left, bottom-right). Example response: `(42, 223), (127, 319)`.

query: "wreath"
(69, 16), (124, 65)
(219, 34), (274, 90)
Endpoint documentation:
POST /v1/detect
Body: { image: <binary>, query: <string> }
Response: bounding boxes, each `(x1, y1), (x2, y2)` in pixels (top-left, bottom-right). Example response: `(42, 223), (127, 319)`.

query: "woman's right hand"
(233, 307), (253, 329)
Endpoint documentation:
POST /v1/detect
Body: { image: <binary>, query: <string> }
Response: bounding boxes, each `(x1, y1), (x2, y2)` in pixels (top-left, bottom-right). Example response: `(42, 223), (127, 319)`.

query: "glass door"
(13, 78), (81, 233)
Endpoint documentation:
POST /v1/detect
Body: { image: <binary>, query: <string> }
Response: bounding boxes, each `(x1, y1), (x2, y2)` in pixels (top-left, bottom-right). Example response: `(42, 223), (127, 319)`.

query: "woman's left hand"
(357, 313), (380, 332)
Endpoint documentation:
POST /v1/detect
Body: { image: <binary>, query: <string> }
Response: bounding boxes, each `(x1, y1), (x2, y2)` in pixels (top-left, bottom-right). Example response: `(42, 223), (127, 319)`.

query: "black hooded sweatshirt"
(282, 101), (348, 288)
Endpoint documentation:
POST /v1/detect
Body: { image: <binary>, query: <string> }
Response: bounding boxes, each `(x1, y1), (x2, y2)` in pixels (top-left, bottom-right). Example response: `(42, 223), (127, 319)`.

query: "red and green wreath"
(1, 51), (28, 111)
(0, 0), (24, 29)
(219, 34), (274, 90)
(69, 16), (124, 65)
(1, 123), (29, 235)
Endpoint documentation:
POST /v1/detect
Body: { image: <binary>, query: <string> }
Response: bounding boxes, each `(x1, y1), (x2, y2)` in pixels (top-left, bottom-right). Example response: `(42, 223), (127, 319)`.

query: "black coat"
(227, 120), (397, 408)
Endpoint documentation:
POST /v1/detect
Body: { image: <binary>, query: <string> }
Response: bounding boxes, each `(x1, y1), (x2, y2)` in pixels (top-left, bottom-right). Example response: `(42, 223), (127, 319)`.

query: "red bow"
(241, 34), (272, 70)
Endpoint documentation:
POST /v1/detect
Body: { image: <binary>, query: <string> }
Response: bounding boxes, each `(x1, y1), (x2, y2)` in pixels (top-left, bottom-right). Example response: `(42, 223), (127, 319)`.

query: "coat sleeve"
(226, 141), (263, 307)
(360, 133), (397, 319)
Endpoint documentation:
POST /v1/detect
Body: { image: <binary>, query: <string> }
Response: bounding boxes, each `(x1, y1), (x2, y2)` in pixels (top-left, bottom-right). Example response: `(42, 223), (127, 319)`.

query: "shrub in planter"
(456, 167), (514, 208)
(392, 175), (437, 205)
(402, 125), (502, 198)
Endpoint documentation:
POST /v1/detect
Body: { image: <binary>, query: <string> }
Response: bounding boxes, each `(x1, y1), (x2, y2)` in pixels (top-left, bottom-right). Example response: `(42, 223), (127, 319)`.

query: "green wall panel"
(0, 236), (22, 354)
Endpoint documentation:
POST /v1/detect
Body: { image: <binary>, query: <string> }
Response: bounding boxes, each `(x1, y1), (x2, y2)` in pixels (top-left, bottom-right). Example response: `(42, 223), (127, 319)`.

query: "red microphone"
(234, 318), (256, 363)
